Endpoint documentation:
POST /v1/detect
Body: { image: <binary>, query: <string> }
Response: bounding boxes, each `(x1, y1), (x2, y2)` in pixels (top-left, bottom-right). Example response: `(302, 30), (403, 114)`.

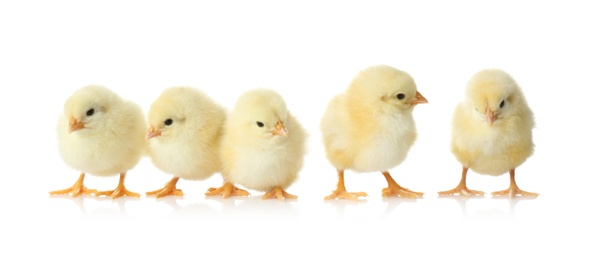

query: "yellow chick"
(206, 89), (307, 201)
(438, 69), (538, 197)
(321, 65), (428, 201)
(50, 85), (146, 199)
(145, 87), (226, 198)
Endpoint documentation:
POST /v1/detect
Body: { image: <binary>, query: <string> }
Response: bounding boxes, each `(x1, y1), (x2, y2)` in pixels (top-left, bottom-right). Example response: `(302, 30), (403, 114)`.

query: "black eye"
(396, 93), (405, 100)
(164, 118), (173, 126)
(86, 108), (95, 117)
(500, 100), (505, 108)
(256, 121), (264, 127)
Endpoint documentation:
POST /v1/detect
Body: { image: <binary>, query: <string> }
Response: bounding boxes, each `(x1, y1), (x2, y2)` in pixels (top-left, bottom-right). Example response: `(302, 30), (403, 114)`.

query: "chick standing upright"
(321, 65), (428, 201)
(50, 85), (146, 198)
(145, 87), (226, 197)
(206, 89), (307, 201)
(439, 69), (538, 197)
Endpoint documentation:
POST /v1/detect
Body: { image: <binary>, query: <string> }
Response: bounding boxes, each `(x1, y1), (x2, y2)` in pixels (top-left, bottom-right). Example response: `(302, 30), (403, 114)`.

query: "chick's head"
(229, 89), (289, 142)
(465, 69), (526, 126)
(146, 87), (210, 140)
(347, 65), (428, 114)
(63, 85), (121, 136)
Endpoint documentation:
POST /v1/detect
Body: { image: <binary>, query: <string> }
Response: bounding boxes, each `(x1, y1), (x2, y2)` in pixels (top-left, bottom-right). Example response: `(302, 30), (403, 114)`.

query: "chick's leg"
(262, 186), (297, 201)
(95, 173), (140, 199)
(205, 182), (250, 198)
(324, 170), (367, 201)
(492, 169), (539, 197)
(381, 171), (423, 199)
(146, 177), (184, 198)
(49, 173), (97, 197)
(438, 167), (485, 197)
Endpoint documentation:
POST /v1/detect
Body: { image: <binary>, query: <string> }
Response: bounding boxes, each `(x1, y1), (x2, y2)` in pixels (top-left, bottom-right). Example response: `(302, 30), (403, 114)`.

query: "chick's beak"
(409, 91), (428, 106)
(68, 117), (85, 133)
(146, 125), (162, 140)
(272, 121), (288, 137)
(485, 107), (497, 126)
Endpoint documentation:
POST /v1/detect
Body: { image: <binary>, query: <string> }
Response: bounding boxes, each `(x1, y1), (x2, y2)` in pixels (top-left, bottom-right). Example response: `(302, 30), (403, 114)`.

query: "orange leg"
(146, 177), (184, 198)
(438, 167), (485, 197)
(324, 169), (367, 201)
(49, 173), (97, 197)
(95, 173), (140, 199)
(205, 182), (250, 198)
(262, 186), (297, 201)
(381, 171), (423, 198)
(492, 169), (539, 197)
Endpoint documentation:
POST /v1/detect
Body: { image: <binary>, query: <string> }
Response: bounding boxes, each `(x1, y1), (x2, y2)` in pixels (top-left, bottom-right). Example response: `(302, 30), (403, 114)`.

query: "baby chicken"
(438, 69), (538, 197)
(321, 65), (428, 201)
(206, 89), (307, 201)
(50, 85), (146, 199)
(145, 87), (226, 198)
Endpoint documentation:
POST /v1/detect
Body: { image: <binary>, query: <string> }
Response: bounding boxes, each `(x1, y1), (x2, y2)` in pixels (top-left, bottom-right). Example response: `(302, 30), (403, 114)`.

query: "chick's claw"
(492, 188), (539, 198)
(262, 187), (297, 201)
(438, 187), (485, 197)
(146, 188), (184, 198)
(96, 187), (140, 199)
(49, 173), (97, 197)
(205, 182), (250, 198)
(324, 190), (368, 201)
(382, 186), (423, 199)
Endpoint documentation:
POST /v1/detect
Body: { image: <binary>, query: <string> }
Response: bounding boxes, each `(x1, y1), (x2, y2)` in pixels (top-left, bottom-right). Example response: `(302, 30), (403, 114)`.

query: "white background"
(1, 0), (592, 259)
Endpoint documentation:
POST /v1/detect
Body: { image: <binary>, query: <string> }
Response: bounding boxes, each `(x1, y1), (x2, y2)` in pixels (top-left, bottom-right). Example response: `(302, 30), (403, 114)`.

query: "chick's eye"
(164, 118), (173, 126)
(500, 100), (505, 108)
(256, 121), (264, 127)
(396, 93), (405, 100)
(86, 108), (95, 117)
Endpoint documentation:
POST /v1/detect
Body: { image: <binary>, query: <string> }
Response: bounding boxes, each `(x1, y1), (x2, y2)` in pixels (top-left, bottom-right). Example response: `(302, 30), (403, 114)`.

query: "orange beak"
(271, 120), (288, 137)
(485, 107), (497, 126)
(68, 117), (85, 133)
(146, 125), (162, 139)
(409, 91), (428, 106)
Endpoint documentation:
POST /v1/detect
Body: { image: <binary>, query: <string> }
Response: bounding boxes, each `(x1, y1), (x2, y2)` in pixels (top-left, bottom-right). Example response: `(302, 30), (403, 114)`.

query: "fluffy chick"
(145, 87), (226, 198)
(321, 65), (428, 201)
(206, 89), (307, 201)
(438, 69), (538, 197)
(50, 85), (146, 198)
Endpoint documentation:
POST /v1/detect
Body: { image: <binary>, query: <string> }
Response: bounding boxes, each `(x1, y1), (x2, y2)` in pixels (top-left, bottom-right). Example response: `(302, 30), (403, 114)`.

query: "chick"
(50, 85), (146, 198)
(206, 89), (307, 201)
(145, 87), (226, 198)
(438, 69), (538, 197)
(321, 65), (428, 201)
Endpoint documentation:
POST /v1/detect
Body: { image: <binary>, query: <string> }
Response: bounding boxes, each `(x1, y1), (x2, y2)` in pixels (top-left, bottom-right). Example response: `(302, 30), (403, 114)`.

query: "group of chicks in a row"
(50, 65), (538, 201)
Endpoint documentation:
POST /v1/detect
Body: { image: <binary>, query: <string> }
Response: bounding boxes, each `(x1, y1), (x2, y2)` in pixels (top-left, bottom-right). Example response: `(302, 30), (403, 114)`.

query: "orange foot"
(146, 177), (184, 198)
(438, 186), (485, 197)
(49, 173), (97, 197)
(95, 173), (140, 199)
(262, 187), (297, 201)
(324, 190), (368, 201)
(205, 182), (250, 198)
(381, 172), (423, 199)
(382, 186), (424, 198)
(492, 187), (539, 198)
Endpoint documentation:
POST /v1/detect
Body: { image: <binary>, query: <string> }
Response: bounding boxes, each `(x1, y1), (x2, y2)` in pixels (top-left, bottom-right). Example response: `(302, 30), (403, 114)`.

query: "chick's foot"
(262, 187), (297, 201)
(492, 187), (539, 198)
(324, 190), (368, 201)
(381, 172), (423, 199)
(205, 182), (250, 198)
(438, 186), (485, 197)
(49, 173), (97, 197)
(146, 177), (184, 198)
(95, 173), (140, 199)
